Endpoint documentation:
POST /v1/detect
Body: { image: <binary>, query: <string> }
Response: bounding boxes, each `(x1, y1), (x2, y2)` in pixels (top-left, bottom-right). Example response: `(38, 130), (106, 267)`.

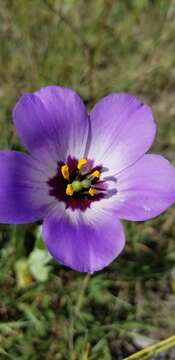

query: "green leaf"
(28, 248), (51, 282)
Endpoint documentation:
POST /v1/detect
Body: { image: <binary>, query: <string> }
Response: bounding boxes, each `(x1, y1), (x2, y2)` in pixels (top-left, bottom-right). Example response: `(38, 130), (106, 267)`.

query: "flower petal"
(43, 207), (125, 272)
(115, 154), (175, 221)
(0, 151), (54, 224)
(13, 86), (89, 168)
(89, 93), (156, 175)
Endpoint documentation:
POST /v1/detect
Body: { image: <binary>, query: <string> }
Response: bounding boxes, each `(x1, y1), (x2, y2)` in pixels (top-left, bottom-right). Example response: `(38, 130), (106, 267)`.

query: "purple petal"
(13, 86), (89, 168)
(43, 208), (125, 272)
(0, 151), (54, 224)
(89, 93), (156, 175)
(115, 154), (175, 221)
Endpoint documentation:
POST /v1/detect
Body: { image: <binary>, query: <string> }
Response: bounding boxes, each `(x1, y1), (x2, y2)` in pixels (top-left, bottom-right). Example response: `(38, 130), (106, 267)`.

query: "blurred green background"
(0, 1), (175, 359)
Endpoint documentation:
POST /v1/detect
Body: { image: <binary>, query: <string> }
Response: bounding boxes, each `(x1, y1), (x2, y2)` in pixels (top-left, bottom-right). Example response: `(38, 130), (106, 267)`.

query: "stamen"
(61, 164), (69, 180)
(66, 184), (73, 196)
(89, 187), (97, 197)
(77, 159), (87, 170)
(90, 170), (100, 179)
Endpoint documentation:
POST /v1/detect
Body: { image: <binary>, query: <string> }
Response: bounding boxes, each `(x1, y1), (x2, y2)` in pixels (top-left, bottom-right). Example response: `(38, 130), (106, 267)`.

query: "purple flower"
(0, 86), (175, 272)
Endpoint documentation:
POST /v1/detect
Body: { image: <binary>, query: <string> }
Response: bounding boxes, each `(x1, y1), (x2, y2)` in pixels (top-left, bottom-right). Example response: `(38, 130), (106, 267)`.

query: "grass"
(0, 0), (175, 359)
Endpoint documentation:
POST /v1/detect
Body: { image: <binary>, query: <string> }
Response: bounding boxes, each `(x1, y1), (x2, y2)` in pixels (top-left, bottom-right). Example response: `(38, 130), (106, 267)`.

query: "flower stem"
(123, 335), (175, 360)
(68, 273), (91, 360)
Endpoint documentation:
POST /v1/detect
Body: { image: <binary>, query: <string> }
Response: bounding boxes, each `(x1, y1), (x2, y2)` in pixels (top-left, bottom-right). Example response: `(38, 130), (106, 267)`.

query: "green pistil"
(71, 179), (91, 192)
(72, 180), (83, 192)
(81, 179), (91, 189)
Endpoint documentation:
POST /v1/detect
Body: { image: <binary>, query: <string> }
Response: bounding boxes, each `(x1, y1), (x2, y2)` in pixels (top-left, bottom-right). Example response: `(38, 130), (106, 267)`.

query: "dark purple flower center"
(48, 156), (106, 211)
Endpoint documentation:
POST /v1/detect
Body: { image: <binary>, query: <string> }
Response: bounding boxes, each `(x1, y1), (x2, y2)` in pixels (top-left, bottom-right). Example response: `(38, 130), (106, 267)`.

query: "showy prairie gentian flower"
(0, 86), (175, 272)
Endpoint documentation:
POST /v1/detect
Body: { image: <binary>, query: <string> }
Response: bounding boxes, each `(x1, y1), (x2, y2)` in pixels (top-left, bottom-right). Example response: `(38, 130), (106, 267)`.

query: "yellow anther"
(91, 170), (100, 178)
(66, 184), (74, 196)
(77, 159), (87, 170)
(61, 164), (69, 180)
(89, 187), (97, 197)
